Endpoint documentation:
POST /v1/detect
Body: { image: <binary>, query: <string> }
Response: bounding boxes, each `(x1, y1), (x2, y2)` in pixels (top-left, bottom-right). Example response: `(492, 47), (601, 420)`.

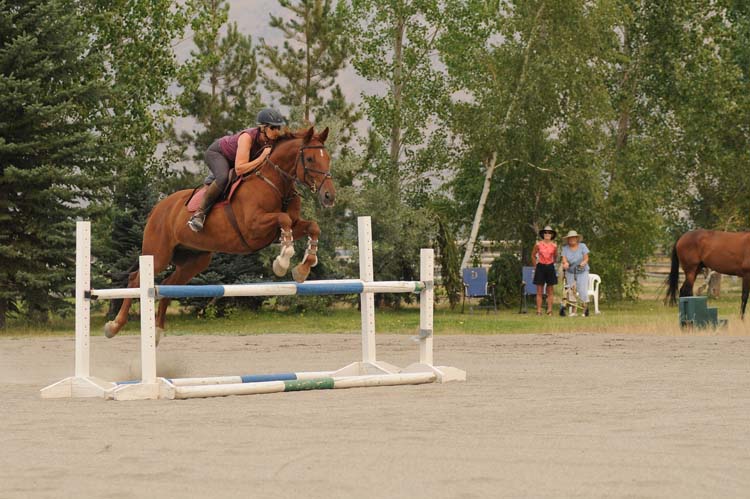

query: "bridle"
(296, 145), (333, 194)
(249, 143), (333, 200)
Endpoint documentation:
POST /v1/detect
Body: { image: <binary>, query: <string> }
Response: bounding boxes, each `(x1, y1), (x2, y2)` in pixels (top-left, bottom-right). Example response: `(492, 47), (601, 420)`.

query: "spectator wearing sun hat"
(531, 225), (558, 316)
(561, 230), (590, 316)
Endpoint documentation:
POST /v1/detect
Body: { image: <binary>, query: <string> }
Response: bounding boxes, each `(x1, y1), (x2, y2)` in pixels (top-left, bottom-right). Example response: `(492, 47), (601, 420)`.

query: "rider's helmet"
(256, 108), (286, 127)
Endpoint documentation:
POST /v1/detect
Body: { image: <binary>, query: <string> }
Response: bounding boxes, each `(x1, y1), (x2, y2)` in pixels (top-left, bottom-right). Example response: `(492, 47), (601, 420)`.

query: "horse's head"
(294, 127), (335, 208)
(268, 126), (336, 207)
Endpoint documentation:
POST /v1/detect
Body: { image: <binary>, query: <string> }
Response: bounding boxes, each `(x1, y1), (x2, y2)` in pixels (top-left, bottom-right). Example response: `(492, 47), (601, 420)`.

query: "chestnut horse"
(666, 229), (750, 318)
(105, 126), (335, 341)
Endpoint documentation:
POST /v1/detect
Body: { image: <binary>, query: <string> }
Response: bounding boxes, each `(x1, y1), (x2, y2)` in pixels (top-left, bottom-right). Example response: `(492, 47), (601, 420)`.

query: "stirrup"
(188, 211), (206, 232)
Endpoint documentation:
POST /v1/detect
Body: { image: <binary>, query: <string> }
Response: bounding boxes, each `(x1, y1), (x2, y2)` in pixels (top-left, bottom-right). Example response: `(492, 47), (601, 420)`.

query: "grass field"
(3, 287), (749, 337)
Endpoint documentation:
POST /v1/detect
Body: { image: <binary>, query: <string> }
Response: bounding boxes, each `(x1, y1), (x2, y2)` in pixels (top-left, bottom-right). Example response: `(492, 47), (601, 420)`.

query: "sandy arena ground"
(1, 332), (749, 498)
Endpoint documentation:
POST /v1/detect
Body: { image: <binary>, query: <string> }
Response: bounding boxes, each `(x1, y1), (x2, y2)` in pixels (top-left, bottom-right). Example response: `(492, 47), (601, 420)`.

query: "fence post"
(419, 248), (434, 366)
(74, 221), (92, 378)
(358, 216), (376, 364)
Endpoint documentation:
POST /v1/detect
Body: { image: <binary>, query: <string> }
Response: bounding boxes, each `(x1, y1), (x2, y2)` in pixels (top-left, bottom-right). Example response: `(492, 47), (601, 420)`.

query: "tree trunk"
(0, 298), (6, 329)
(389, 17), (405, 185)
(615, 26), (631, 154)
(304, 1), (312, 123)
(461, 152), (497, 269)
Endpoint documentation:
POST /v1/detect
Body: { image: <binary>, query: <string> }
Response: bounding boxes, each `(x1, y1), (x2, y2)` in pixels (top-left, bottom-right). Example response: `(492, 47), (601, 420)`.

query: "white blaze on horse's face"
(302, 143), (335, 208)
(317, 149), (336, 208)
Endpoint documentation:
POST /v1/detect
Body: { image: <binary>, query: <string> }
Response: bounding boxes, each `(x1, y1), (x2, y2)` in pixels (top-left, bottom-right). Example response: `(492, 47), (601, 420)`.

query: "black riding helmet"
(256, 108), (286, 127)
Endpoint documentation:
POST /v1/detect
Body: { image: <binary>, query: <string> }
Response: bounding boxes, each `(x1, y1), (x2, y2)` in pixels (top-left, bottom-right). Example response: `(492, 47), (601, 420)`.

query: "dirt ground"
(1, 332), (749, 499)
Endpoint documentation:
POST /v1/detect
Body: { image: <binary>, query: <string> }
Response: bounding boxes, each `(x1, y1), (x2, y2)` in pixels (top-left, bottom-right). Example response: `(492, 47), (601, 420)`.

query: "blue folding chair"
(462, 267), (497, 313)
(520, 265), (556, 313)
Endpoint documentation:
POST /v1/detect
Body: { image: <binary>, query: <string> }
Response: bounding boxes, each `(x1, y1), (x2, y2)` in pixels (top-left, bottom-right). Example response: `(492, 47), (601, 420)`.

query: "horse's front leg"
(291, 219), (321, 283)
(252, 212), (294, 277)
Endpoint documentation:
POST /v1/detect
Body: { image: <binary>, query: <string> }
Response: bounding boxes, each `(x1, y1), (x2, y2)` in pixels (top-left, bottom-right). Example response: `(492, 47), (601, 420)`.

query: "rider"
(187, 108), (286, 232)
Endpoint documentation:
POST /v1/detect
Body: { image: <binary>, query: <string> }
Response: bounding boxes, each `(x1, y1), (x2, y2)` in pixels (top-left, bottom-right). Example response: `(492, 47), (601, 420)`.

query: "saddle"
(185, 170), (243, 213)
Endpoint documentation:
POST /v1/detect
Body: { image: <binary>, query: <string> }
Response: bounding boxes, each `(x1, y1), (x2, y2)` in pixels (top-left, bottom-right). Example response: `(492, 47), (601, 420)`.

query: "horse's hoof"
(155, 327), (164, 347)
(292, 265), (309, 283)
(104, 321), (119, 338)
(273, 257), (289, 277)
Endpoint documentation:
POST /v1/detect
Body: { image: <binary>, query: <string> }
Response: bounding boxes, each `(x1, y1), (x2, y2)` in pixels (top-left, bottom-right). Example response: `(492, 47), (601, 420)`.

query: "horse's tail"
(666, 243), (680, 306)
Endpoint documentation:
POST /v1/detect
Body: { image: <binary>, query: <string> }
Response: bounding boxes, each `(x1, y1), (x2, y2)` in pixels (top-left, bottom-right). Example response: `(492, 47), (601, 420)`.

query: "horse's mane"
(276, 129), (309, 143)
(271, 128), (320, 151)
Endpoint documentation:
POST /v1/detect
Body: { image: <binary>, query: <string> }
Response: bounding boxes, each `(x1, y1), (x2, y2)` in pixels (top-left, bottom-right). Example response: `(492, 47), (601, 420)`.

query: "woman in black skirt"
(531, 225), (558, 315)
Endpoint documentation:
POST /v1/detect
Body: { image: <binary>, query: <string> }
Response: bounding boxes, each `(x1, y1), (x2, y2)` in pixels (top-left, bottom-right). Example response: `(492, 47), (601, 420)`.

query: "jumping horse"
(104, 126), (335, 341)
(666, 229), (750, 318)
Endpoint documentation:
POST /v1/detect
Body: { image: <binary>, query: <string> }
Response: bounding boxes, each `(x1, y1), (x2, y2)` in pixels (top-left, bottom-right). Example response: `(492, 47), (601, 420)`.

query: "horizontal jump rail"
(117, 370), (335, 386)
(89, 279), (429, 300)
(162, 372), (438, 399)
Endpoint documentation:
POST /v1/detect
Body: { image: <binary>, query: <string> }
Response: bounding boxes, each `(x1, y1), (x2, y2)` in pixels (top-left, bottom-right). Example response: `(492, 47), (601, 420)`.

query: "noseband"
(296, 145), (333, 194)
(258, 144), (332, 195)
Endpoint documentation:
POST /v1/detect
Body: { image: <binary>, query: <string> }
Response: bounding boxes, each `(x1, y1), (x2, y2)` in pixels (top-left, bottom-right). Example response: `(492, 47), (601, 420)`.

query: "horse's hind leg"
(155, 252), (213, 342)
(104, 270), (140, 339)
(291, 220), (321, 283)
(741, 275), (750, 320)
(104, 251), (173, 339)
(679, 263), (700, 298)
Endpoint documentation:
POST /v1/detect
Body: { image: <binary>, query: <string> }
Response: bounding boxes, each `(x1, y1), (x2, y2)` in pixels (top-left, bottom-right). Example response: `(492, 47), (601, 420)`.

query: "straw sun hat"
(562, 230), (583, 242)
(538, 225), (557, 239)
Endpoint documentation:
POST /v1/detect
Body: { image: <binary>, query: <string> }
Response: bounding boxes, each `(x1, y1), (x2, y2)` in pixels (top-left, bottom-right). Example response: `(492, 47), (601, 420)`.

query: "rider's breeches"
(565, 270), (589, 302)
(204, 139), (231, 190)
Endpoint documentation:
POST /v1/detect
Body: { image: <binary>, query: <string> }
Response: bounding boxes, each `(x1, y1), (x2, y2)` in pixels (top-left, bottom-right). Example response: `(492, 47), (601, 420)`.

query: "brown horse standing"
(666, 229), (750, 318)
(105, 126), (335, 341)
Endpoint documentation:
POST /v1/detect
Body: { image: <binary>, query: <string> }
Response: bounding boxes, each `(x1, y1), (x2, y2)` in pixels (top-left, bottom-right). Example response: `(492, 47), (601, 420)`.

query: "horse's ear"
(318, 127), (329, 143)
(303, 126), (315, 144)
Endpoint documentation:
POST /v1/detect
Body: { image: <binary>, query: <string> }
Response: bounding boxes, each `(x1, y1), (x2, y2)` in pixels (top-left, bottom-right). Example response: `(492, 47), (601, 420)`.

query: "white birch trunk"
(460, 152), (497, 269)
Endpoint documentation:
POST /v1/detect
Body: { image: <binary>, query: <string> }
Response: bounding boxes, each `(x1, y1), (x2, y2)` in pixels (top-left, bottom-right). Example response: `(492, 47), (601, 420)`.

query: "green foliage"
(4, 0), (750, 326)
(435, 217), (462, 309)
(351, 0), (446, 183)
(85, 0), (193, 297)
(488, 253), (523, 307)
(261, 0), (351, 123)
(440, 0), (678, 300)
(346, 0), (446, 305)
(0, 0), (108, 326)
(173, 0), (263, 160)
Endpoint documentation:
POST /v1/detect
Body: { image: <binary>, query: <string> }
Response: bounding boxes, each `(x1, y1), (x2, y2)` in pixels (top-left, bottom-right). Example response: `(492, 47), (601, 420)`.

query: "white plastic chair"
(588, 273), (601, 314)
(565, 273), (602, 316)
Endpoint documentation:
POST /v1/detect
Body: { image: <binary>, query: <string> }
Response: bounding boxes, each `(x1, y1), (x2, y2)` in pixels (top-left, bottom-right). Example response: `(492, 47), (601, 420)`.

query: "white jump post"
(334, 216), (400, 376)
(402, 247), (465, 382)
(109, 255), (159, 401)
(40, 221), (114, 398)
(419, 248), (434, 365)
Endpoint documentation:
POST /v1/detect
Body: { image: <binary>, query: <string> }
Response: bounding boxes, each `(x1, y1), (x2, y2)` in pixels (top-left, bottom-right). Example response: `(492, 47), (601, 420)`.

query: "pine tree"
(0, 0), (108, 326)
(85, 0), (193, 297)
(261, 0), (350, 124)
(173, 0), (264, 160)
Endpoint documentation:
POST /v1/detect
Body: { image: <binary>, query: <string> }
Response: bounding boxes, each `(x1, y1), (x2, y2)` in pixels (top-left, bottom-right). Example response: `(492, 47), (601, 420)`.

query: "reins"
(243, 143), (333, 204)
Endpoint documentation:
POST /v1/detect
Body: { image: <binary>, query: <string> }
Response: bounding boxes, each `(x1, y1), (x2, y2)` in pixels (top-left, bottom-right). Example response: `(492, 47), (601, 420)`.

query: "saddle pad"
(186, 175), (244, 213)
